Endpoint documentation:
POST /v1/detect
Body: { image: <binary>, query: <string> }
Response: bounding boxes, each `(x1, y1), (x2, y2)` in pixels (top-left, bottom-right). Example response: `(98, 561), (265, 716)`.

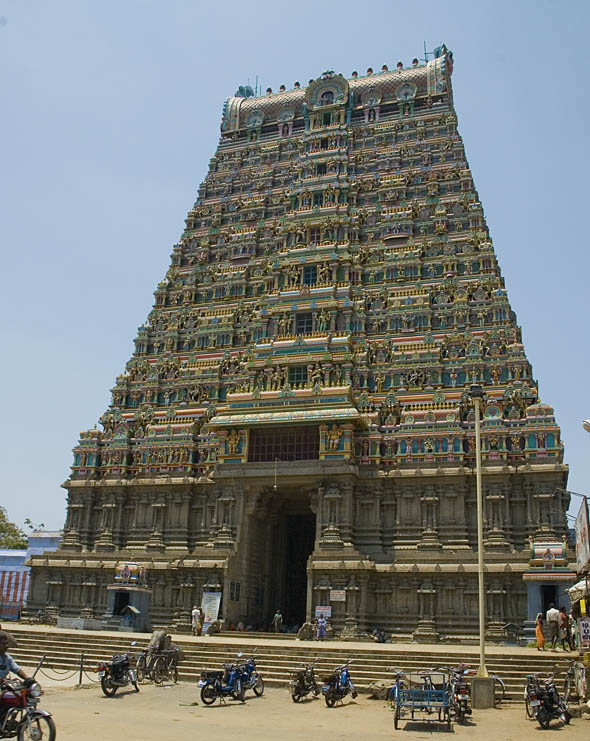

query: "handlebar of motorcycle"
(299, 657), (319, 667)
(1, 677), (39, 692)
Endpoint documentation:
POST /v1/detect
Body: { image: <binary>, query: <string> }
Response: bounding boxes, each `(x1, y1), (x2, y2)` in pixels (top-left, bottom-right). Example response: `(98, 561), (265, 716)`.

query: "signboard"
(315, 605), (332, 619)
(579, 617), (590, 648)
(575, 497), (590, 574)
(201, 591), (222, 634)
(330, 589), (346, 602)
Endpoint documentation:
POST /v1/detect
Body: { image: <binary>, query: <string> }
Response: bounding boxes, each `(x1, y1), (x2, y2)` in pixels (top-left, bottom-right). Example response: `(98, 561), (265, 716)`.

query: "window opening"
(309, 228), (321, 244)
(248, 426), (319, 462)
(295, 312), (313, 334)
(303, 265), (317, 285)
(288, 365), (308, 386)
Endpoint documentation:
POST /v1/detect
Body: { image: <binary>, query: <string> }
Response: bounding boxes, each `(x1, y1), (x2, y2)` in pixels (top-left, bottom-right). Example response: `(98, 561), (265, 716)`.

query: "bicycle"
(563, 660), (577, 704)
(135, 647), (159, 683)
(35, 609), (57, 626)
(152, 648), (179, 685)
(490, 673), (506, 705)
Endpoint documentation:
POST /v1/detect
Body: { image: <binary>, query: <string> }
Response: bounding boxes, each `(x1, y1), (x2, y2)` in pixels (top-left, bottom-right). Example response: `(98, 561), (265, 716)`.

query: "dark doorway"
(541, 585), (557, 614)
(282, 513), (315, 627)
(113, 591), (130, 615)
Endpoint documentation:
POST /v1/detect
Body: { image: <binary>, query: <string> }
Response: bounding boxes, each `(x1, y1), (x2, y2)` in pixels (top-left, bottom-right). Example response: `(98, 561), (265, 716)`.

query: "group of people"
(272, 610), (329, 640)
(535, 603), (573, 651)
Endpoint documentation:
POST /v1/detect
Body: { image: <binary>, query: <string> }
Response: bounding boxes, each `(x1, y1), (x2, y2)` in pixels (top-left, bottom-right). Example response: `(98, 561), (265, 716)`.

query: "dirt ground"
(30, 680), (590, 741)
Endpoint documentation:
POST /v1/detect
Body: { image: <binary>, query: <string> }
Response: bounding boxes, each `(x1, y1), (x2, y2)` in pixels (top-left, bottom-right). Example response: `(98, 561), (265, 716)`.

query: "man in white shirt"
(191, 605), (200, 636)
(546, 603), (560, 649)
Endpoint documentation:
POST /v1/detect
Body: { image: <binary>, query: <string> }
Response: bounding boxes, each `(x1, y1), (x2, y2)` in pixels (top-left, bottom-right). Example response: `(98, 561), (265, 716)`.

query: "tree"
(0, 507), (27, 549)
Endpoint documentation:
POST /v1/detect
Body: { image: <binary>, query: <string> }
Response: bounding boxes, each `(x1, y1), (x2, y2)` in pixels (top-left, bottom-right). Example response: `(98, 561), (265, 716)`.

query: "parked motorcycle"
(447, 665), (473, 723)
(199, 662), (244, 705)
(0, 657), (55, 740)
(95, 653), (139, 697)
(236, 650), (264, 696)
(525, 673), (571, 729)
(290, 658), (320, 702)
(322, 660), (357, 707)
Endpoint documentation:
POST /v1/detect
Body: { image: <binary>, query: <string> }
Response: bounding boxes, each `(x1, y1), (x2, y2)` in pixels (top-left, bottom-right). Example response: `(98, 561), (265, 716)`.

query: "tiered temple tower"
(28, 46), (570, 637)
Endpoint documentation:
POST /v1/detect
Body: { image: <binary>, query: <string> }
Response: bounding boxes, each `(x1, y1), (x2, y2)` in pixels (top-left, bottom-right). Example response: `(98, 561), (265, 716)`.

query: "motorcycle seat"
(202, 670), (224, 679)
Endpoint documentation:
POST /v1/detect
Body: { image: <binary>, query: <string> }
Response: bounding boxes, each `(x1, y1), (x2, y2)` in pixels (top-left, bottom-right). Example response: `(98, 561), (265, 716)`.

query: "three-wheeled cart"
(392, 670), (452, 729)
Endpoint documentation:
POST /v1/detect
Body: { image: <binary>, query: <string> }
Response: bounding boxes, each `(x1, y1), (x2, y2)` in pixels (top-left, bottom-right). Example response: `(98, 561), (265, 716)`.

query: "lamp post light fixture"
(469, 383), (488, 679)
(583, 420), (590, 434)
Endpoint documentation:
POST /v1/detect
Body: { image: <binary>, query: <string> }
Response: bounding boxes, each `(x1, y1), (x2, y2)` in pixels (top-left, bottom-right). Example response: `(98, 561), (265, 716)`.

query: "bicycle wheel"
(136, 655), (146, 683)
(493, 675), (506, 705)
(169, 658), (178, 684)
(153, 656), (166, 685)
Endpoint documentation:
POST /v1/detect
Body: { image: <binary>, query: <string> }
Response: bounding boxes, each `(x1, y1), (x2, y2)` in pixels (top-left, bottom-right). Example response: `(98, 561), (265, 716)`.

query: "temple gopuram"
(27, 46), (571, 638)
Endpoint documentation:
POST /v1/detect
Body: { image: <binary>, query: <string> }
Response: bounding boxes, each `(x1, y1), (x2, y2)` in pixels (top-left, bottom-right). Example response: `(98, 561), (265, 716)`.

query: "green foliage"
(24, 518), (45, 532)
(0, 507), (27, 549)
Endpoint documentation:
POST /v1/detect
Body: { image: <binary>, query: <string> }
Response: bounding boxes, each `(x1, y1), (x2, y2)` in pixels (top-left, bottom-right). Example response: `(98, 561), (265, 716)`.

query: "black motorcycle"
(95, 653), (139, 697)
(525, 673), (571, 729)
(290, 658), (320, 702)
(445, 664), (473, 723)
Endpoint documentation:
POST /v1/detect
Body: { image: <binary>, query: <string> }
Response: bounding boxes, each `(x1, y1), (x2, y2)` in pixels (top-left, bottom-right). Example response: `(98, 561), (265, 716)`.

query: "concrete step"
(5, 625), (573, 704)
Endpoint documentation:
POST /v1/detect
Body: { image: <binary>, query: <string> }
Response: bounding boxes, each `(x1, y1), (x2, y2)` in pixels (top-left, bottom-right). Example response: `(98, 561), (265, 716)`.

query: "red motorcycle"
(0, 657), (55, 740)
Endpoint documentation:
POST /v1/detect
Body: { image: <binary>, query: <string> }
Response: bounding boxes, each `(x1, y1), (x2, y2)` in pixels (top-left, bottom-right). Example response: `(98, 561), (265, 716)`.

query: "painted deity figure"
(328, 424), (342, 451)
(226, 429), (240, 454)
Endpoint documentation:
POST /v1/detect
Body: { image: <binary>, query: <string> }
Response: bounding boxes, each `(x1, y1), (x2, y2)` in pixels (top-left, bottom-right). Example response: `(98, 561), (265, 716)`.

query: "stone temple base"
(412, 619), (440, 643)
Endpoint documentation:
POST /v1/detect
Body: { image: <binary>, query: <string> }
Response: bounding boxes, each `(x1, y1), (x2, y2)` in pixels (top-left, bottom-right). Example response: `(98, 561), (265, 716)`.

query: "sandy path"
(29, 680), (590, 741)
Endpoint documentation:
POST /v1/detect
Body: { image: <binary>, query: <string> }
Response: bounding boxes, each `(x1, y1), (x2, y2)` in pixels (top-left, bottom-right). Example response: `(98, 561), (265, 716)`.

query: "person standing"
(316, 614), (327, 641)
(535, 613), (545, 651)
(558, 606), (572, 650)
(271, 609), (283, 633)
(191, 605), (200, 636)
(546, 603), (560, 650)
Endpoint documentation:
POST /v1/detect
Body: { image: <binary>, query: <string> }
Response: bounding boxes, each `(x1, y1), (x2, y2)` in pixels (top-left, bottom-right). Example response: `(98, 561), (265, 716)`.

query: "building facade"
(27, 46), (571, 637)
(1, 531), (61, 620)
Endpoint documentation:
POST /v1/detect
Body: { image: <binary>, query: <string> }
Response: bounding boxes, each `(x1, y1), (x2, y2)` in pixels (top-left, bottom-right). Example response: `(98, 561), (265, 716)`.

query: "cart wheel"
(394, 707), (400, 730)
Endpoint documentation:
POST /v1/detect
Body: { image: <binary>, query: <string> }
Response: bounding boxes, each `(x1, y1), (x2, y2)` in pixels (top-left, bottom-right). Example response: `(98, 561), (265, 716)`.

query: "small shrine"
(101, 562), (152, 632)
(522, 539), (576, 642)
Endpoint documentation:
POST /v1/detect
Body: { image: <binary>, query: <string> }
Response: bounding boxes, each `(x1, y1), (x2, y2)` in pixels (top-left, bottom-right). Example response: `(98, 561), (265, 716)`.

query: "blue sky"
(1, 0), (588, 530)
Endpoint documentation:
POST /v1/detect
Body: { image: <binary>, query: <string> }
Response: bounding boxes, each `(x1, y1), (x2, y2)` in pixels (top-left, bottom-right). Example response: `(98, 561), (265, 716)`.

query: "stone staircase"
(6, 626), (574, 703)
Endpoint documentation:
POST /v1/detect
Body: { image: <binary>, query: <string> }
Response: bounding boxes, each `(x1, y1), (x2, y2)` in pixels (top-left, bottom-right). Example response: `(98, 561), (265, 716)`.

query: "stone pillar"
(146, 500), (166, 550)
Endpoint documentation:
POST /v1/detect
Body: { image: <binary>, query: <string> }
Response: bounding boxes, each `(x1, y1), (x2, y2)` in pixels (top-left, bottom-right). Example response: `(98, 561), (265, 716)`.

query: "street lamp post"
(470, 384), (488, 678)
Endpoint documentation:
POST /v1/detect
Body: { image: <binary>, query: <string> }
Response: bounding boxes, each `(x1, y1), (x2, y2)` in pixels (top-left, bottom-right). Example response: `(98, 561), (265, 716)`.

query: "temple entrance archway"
(247, 486), (316, 629)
